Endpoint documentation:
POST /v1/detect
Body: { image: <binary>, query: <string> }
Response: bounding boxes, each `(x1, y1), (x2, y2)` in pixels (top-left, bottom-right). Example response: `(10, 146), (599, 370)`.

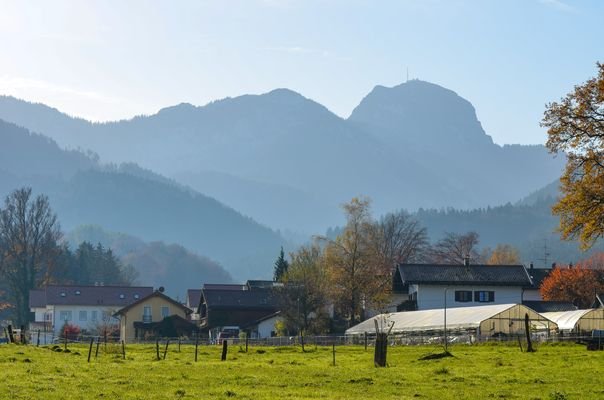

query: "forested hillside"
(67, 225), (233, 297)
(0, 119), (285, 280)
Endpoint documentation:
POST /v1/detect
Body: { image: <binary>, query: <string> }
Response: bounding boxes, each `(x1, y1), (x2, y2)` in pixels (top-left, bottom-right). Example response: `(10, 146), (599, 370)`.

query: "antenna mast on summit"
(406, 67), (409, 82)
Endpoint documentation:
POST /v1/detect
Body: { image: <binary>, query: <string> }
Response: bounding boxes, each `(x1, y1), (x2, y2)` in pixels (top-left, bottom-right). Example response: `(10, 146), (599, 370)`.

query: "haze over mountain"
(66, 225), (232, 298)
(0, 119), (285, 280)
(0, 80), (565, 235)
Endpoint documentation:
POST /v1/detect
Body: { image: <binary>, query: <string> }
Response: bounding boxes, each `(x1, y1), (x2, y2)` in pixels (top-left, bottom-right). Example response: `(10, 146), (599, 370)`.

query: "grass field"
(0, 341), (602, 399)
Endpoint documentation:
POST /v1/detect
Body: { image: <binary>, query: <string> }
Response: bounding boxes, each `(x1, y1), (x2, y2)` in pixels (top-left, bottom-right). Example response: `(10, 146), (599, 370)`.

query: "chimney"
(463, 255), (470, 267)
(529, 262), (534, 270)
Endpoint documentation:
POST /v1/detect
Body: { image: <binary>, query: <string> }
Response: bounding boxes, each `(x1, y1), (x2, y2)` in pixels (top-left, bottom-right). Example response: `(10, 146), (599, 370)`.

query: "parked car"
(217, 326), (240, 344)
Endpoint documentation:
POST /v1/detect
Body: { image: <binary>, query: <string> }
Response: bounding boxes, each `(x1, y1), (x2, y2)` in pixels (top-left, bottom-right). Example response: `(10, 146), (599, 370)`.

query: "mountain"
(66, 225), (232, 298)
(0, 119), (285, 279)
(0, 81), (565, 233)
(348, 80), (565, 208)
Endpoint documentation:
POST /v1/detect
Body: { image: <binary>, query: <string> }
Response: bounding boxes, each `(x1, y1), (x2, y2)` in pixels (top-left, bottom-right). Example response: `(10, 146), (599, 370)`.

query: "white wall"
(51, 305), (120, 335)
(415, 285), (523, 310)
(522, 288), (543, 301)
(256, 316), (281, 338)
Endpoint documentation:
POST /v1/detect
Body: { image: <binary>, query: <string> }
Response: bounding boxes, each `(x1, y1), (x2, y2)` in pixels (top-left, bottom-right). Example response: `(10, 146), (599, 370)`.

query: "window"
(474, 291), (495, 302)
(143, 306), (152, 323)
(75, 290), (81, 295)
(91, 311), (98, 321)
(119, 294), (125, 299)
(102, 311), (111, 321)
(59, 311), (72, 321)
(454, 290), (472, 302)
(79, 310), (87, 321)
(161, 306), (170, 318)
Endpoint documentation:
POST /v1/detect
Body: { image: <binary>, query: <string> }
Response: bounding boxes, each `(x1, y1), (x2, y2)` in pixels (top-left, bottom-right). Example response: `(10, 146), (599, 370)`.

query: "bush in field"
(60, 323), (81, 340)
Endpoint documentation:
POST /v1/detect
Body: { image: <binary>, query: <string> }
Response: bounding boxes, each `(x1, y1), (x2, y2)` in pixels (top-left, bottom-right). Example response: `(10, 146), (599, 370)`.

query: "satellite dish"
(159, 286), (165, 293)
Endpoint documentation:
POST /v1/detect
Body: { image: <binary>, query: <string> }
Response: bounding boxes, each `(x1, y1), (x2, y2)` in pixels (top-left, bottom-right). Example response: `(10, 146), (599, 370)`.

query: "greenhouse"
(541, 309), (604, 334)
(345, 303), (558, 338)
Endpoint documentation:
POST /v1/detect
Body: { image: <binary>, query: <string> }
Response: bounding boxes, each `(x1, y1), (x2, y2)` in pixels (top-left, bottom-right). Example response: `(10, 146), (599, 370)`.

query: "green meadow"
(0, 342), (601, 399)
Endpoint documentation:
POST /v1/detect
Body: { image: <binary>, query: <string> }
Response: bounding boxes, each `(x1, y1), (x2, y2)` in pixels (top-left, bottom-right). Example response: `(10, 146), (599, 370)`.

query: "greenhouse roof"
(346, 304), (554, 335)
(541, 309), (594, 331)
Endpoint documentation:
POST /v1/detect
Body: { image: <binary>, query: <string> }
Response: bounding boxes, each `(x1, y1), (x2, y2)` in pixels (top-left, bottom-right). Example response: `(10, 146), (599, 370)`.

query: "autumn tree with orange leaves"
(540, 258), (604, 309)
(542, 62), (604, 249)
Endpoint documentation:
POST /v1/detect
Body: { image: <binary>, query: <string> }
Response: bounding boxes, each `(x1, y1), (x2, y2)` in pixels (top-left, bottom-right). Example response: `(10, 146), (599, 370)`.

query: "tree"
(322, 197), (376, 327)
(540, 265), (604, 309)
(542, 62), (604, 249)
(0, 188), (61, 325)
(427, 231), (480, 264)
(273, 246), (289, 282)
(486, 244), (521, 265)
(369, 211), (428, 268)
(278, 244), (330, 334)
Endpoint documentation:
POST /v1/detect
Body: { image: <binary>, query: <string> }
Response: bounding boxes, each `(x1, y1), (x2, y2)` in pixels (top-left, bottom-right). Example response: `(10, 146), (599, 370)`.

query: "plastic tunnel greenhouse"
(345, 304), (558, 338)
(542, 309), (604, 334)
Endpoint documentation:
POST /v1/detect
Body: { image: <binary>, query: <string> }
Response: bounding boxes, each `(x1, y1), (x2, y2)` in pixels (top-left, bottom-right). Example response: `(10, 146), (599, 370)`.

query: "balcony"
(142, 315), (152, 323)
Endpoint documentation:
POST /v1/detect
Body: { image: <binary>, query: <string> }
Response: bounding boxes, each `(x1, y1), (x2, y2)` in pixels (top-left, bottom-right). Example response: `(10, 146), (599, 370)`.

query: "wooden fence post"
(88, 337), (94, 362)
(194, 334), (199, 362)
(122, 340), (126, 360)
(525, 313), (535, 353)
(95, 337), (100, 358)
(7, 325), (14, 343)
(178, 338), (181, 353)
(221, 339), (228, 361)
(156, 338), (160, 360)
(364, 332), (368, 351)
(37, 330), (41, 347)
(163, 340), (170, 360)
(332, 343), (336, 366)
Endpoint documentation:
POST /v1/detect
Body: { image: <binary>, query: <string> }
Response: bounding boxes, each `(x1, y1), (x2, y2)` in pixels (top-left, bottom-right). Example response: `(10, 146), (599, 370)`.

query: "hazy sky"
(0, 0), (602, 145)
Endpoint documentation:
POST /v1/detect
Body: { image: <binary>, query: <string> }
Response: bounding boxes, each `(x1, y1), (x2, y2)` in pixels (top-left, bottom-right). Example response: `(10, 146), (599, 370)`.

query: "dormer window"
(119, 294), (125, 299)
(134, 294), (140, 299)
(60, 292), (66, 297)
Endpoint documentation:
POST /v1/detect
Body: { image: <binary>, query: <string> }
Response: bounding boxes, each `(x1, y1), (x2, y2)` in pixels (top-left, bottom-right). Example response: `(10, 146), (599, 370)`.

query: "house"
(113, 289), (197, 343)
(244, 312), (282, 339)
(198, 281), (280, 339)
(392, 262), (533, 311)
(186, 289), (202, 321)
(29, 285), (153, 338)
(522, 263), (553, 301)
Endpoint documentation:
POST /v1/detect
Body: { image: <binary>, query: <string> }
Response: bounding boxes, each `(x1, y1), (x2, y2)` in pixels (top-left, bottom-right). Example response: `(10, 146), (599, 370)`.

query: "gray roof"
(29, 289), (46, 308)
(526, 268), (553, 288)
(202, 288), (278, 310)
(187, 289), (202, 309)
(396, 264), (532, 286)
(30, 285), (154, 307)
(523, 301), (577, 313)
(114, 290), (191, 316)
(202, 283), (246, 291)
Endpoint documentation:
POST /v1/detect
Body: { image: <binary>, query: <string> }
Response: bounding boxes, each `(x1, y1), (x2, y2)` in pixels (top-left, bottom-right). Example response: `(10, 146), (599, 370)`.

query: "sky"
(0, 0), (602, 145)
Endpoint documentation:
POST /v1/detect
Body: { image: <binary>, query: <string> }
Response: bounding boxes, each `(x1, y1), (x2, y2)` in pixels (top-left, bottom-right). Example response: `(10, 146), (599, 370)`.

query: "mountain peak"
(349, 79), (493, 148)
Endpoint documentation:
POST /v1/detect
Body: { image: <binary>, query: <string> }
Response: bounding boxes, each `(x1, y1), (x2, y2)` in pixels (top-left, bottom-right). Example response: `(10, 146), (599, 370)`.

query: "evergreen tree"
(273, 247), (289, 282)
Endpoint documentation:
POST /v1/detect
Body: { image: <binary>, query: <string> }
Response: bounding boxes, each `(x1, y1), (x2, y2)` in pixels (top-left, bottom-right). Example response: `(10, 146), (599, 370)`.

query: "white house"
(29, 285), (153, 338)
(391, 262), (533, 311)
(245, 312), (282, 339)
